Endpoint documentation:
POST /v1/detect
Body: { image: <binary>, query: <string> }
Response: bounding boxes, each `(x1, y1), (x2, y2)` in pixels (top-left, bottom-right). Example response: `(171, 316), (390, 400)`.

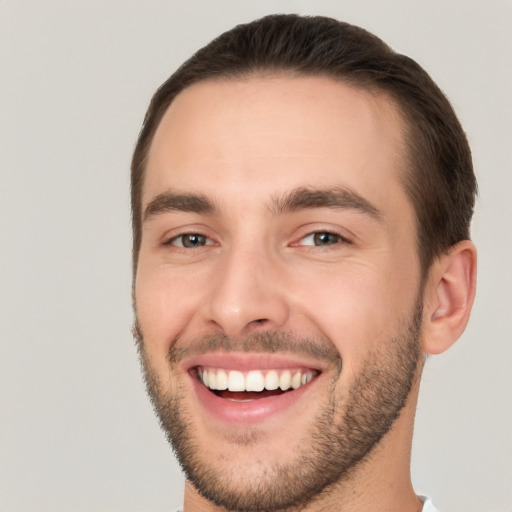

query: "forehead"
(144, 75), (409, 215)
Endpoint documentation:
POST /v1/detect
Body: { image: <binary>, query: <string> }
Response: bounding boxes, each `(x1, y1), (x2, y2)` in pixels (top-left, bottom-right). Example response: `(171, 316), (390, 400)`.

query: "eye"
(299, 231), (347, 247)
(167, 233), (213, 248)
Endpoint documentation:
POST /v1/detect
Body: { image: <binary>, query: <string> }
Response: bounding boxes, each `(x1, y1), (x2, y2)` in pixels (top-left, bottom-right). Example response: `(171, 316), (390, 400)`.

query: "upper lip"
(181, 352), (327, 373)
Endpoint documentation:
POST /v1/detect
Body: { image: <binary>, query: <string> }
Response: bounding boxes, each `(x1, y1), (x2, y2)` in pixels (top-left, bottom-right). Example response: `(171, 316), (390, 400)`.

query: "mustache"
(167, 331), (341, 366)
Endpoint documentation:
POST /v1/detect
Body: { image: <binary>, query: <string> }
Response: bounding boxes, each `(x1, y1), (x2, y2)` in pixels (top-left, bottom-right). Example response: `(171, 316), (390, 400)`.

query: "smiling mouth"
(195, 366), (319, 401)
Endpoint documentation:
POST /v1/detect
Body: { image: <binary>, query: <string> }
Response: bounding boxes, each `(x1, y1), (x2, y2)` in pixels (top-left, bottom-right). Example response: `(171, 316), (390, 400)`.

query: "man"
(131, 14), (477, 512)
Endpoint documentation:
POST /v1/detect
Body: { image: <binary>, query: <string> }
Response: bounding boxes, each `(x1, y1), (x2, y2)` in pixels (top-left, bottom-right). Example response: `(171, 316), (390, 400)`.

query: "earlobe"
(421, 240), (477, 355)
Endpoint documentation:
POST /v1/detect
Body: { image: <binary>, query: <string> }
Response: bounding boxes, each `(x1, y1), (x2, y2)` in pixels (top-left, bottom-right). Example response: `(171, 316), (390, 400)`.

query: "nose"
(203, 243), (290, 339)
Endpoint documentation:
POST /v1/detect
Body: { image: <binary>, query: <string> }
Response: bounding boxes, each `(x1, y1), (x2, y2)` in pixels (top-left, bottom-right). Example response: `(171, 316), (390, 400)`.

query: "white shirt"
(421, 496), (439, 511)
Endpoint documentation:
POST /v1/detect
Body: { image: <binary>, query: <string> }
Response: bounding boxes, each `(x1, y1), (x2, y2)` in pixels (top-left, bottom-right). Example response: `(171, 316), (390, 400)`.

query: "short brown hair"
(131, 14), (476, 277)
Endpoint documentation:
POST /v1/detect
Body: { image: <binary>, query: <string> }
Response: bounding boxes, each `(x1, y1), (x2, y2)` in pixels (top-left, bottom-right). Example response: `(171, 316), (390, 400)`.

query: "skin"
(135, 75), (477, 511)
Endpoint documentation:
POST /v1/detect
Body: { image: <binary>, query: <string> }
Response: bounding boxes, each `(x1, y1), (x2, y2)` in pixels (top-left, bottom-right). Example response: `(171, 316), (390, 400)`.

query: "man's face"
(135, 76), (424, 509)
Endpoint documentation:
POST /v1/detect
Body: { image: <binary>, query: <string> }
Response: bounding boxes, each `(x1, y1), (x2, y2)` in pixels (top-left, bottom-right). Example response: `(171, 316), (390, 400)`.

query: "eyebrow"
(143, 186), (382, 222)
(143, 191), (217, 221)
(269, 186), (382, 220)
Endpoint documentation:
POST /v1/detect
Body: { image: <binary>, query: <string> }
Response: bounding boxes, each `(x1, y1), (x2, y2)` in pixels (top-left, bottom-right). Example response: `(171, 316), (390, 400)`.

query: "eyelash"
(163, 233), (214, 248)
(295, 230), (351, 248)
(163, 230), (351, 249)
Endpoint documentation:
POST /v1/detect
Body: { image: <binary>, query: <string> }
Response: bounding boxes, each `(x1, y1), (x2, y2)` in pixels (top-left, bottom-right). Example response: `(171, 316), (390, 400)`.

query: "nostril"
(245, 318), (269, 332)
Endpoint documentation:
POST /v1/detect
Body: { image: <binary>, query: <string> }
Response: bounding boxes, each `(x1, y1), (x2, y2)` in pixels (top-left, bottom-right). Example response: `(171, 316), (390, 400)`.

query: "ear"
(421, 240), (477, 355)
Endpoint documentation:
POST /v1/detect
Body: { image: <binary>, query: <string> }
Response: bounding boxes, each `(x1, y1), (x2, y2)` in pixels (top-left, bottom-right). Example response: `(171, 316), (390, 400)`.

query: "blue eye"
(300, 232), (344, 246)
(170, 234), (212, 248)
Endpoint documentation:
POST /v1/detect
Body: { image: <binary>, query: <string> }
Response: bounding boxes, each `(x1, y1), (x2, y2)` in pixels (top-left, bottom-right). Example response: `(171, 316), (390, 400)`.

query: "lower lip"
(189, 373), (317, 424)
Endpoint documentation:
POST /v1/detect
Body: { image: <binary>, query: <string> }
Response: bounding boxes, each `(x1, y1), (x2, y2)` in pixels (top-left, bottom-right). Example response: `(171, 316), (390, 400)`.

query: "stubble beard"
(136, 300), (423, 511)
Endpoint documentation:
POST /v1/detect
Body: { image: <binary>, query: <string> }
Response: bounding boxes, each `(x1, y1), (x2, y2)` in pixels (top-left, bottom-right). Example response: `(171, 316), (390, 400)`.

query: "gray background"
(1, 1), (511, 511)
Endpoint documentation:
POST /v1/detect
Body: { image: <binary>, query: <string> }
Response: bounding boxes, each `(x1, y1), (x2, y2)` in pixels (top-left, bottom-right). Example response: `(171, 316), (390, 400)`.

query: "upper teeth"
(198, 367), (316, 392)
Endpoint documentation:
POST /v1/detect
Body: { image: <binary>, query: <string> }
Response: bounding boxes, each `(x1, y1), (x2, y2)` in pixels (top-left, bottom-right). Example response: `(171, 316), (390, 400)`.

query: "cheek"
(135, 264), (206, 357)
(291, 260), (419, 365)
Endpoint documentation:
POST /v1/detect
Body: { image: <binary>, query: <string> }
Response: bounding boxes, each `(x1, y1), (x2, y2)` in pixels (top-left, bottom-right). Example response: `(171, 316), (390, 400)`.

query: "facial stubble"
(136, 300), (423, 511)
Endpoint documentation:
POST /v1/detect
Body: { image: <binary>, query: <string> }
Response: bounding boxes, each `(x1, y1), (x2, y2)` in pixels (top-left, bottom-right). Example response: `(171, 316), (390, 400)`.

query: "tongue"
(216, 389), (286, 400)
